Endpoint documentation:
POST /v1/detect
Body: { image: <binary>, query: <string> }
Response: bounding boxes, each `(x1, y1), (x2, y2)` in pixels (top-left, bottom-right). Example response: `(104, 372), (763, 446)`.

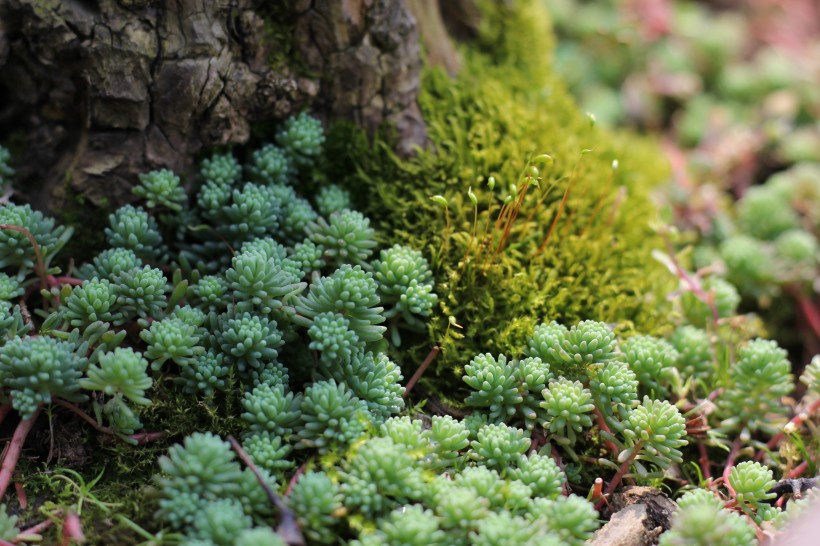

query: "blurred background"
(545, 0), (819, 372)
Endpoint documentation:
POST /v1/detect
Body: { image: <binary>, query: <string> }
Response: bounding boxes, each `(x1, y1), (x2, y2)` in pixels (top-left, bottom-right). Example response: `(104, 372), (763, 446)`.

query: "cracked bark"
(0, 0), (428, 217)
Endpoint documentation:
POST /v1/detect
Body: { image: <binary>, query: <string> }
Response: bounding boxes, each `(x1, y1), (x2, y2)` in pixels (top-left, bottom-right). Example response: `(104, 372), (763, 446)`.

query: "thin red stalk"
(13, 482), (26, 509)
(590, 477), (608, 507)
(228, 436), (305, 546)
(461, 202), (479, 265)
(698, 442), (712, 480)
(61, 512), (84, 546)
(598, 441), (642, 509)
(496, 176), (531, 255)
(48, 276), (84, 287)
(128, 431), (166, 444)
(796, 297), (820, 338)
(403, 346), (441, 397)
(592, 407), (619, 457)
(722, 437), (742, 498)
(285, 463), (308, 496)
(14, 513), (58, 543)
(662, 233), (719, 324)
(0, 408), (41, 499)
(757, 398), (820, 461)
(535, 175), (574, 257)
(228, 436), (287, 511)
(0, 540), (13, 546)
(54, 399), (116, 437)
(523, 181), (558, 228)
(0, 225), (46, 290)
(788, 461), (808, 479)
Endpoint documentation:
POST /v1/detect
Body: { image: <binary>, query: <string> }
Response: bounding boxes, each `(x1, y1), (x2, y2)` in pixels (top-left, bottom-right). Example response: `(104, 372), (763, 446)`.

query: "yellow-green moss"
(331, 0), (674, 402)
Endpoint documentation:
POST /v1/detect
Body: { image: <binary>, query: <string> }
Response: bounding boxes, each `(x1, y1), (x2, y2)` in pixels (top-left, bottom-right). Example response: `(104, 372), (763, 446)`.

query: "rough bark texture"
(0, 0), (425, 215)
(591, 486), (677, 546)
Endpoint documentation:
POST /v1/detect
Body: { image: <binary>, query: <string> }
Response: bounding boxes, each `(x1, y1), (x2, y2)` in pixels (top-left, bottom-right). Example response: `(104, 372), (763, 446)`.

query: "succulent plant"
(295, 264), (386, 342)
(469, 423), (530, 469)
(247, 143), (292, 186)
(297, 379), (372, 452)
(0, 336), (88, 418)
(540, 377), (595, 445)
(275, 112), (325, 170)
(315, 184), (352, 216)
(105, 205), (164, 262)
(307, 209), (378, 268)
(134, 169), (187, 211)
(80, 347), (152, 406)
(241, 383), (301, 436)
(200, 152), (241, 187)
(289, 470), (343, 544)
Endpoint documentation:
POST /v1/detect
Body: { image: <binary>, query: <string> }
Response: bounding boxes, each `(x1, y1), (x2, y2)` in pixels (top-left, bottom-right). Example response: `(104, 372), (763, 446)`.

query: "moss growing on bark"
(329, 0), (674, 402)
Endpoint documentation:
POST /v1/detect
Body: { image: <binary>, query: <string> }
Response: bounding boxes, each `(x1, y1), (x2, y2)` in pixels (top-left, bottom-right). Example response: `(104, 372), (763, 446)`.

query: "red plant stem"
(788, 461), (808, 479)
(0, 408), (41, 500)
(14, 512), (59, 543)
(592, 407), (620, 457)
(54, 399), (116, 437)
(661, 233), (719, 324)
(756, 398), (820, 462)
(722, 437), (742, 498)
(13, 482), (26, 509)
(285, 463), (308, 496)
(597, 441), (642, 510)
(698, 442), (712, 481)
(47, 275), (84, 287)
(128, 431), (166, 444)
(61, 512), (84, 546)
(228, 436), (305, 546)
(403, 346), (441, 397)
(0, 225), (46, 290)
(590, 477), (608, 507)
(796, 296), (820, 338)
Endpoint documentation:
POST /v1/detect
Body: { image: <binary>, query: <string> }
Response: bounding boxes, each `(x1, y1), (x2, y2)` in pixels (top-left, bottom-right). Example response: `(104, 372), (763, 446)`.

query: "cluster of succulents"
(0, 1), (817, 542)
(546, 0), (819, 356)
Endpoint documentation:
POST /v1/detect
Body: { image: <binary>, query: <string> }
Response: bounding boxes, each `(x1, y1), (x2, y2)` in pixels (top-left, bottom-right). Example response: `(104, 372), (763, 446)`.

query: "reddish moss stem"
(0, 408), (41, 500)
(403, 346), (441, 397)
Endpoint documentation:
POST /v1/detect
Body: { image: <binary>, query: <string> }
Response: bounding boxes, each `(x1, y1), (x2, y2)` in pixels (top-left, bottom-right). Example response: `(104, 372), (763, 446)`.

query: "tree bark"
(0, 0), (426, 214)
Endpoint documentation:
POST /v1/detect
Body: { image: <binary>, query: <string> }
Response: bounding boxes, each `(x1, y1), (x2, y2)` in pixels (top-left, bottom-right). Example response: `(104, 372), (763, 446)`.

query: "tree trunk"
(0, 0), (426, 215)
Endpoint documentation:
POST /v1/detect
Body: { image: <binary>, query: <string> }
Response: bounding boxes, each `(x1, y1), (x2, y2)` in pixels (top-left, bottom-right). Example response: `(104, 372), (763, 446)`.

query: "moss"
(55, 184), (112, 267)
(330, 0), (674, 402)
(256, 3), (308, 75)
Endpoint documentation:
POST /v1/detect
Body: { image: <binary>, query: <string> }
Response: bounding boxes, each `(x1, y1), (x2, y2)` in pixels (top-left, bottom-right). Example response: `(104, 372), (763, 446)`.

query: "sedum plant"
(307, 209), (377, 268)
(133, 169), (187, 211)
